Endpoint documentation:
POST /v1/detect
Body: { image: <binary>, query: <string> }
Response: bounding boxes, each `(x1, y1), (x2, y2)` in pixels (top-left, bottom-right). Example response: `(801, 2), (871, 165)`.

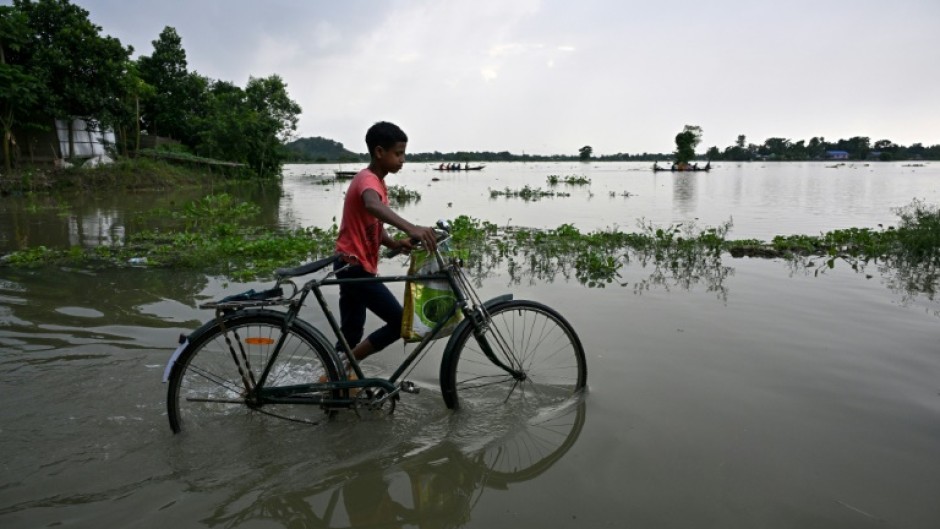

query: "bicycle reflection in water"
(205, 397), (586, 528)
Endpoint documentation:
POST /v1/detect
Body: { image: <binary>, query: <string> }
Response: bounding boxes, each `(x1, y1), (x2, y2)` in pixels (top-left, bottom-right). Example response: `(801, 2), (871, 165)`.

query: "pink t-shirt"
(335, 168), (388, 274)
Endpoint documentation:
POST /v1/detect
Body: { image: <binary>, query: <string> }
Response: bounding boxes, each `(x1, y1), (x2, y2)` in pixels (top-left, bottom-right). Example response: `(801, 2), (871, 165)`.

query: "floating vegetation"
(3, 194), (939, 299)
(1, 193), (338, 281)
(490, 186), (571, 201)
(387, 185), (422, 205)
(441, 215), (732, 292)
(609, 191), (634, 197)
(547, 174), (591, 186)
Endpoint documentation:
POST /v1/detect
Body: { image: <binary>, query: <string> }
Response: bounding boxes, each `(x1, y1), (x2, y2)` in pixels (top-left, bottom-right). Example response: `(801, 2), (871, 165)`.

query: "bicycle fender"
(441, 294), (513, 364)
(162, 315), (231, 383)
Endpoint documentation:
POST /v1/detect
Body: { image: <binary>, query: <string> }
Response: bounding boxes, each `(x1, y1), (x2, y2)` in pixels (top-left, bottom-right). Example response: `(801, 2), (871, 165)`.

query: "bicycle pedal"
(400, 381), (420, 394)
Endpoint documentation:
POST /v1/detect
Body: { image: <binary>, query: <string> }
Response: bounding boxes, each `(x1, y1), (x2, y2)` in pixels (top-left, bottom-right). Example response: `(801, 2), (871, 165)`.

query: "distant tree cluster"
(705, 135), (940, 162)
(1, 0), (301, 177)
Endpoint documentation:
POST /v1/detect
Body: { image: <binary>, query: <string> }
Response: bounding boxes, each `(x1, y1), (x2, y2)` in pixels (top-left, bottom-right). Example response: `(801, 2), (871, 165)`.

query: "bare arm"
(363, 189), (437, 251)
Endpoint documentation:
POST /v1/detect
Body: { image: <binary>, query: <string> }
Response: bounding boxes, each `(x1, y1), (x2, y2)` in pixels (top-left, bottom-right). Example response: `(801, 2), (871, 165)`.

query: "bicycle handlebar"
(384, 220), (451, 259)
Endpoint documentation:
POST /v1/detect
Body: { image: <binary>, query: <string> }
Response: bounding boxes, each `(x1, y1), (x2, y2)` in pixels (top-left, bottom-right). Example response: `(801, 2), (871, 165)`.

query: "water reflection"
(198, 399), (586, 528)
(0, 181), (287, 251)
(671, 172), (697, 215)
(67, 209), (125, 247)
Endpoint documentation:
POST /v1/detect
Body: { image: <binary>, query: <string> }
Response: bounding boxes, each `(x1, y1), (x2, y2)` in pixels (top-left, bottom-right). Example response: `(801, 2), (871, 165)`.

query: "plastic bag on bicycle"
(401, 244), (463, 342)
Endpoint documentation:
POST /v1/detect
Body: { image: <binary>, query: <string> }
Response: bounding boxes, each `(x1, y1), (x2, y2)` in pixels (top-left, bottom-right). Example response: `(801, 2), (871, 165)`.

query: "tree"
(193, 75), (301, 178)
(138, 26), (207, 144)
(807, 136), (826, 159)
(111, 60), (153, 154)
(578, 145), (592, 161)
(15, 0), (131, 158)
(762, 137), (791, 159)
(0, 5), (42, 172)
(244, 75), (300, 177)
(832, 136), (870, 160)
(673, 125), (702, 166)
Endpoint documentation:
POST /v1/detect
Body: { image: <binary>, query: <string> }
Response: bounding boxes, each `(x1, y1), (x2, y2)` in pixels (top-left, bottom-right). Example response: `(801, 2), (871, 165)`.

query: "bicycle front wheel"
(440, 300), (586, 410)
(167, 311), (340, 433)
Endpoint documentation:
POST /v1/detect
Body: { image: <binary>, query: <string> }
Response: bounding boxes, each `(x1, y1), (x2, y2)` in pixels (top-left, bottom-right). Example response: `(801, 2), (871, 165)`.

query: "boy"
(334, 121), (438, 369)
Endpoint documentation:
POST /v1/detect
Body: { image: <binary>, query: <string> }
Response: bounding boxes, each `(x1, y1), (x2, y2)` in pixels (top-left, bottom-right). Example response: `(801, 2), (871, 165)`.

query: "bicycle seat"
(275, 254), (341, 279)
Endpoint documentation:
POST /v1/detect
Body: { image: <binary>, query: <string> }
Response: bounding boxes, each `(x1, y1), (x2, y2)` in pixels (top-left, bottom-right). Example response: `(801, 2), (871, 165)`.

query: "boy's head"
(366, 121), (408, 175)
(366, 121), (408, 159)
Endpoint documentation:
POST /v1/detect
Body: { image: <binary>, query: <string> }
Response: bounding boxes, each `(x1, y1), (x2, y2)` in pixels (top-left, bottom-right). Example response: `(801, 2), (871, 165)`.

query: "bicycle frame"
(216, 248), (521, 410)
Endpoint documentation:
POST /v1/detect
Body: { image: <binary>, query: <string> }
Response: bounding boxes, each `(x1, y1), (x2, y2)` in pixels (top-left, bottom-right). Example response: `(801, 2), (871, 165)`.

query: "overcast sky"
(62, 0), (940, 154)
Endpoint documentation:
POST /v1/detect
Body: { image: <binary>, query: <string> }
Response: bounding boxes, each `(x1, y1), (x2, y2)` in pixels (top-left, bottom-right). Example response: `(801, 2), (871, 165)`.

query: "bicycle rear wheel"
(167, 310), (340, 433)
(440, 300), (586, 410)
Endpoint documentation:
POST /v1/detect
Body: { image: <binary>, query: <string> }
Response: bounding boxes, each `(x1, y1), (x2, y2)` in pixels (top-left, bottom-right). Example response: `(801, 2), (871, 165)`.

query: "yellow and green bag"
(401, 249), (463, 342)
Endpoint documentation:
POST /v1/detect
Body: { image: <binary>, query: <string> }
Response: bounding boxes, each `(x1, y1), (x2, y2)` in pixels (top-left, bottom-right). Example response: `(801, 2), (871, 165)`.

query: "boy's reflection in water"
(207, 399), (585, 528)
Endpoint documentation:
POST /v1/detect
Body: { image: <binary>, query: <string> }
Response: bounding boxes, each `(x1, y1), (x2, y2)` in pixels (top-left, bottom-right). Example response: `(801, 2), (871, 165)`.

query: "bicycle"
(164, 222), (587, 433)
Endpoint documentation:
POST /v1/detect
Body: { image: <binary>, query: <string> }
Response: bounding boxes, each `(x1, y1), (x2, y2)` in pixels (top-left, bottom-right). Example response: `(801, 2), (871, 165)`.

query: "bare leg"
(349, 339), (377, 362)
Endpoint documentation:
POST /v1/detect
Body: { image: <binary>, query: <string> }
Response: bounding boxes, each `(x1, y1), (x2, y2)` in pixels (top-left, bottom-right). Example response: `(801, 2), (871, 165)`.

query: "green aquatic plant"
(5, 194), (940, 299)
(387, 185), (422, 205)
(546, 174), (591, 186)
(490, 186), (571, 201)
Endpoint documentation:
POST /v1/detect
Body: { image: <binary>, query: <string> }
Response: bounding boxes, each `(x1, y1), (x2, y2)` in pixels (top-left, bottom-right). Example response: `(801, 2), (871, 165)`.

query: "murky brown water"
(2, 162), (940, 527)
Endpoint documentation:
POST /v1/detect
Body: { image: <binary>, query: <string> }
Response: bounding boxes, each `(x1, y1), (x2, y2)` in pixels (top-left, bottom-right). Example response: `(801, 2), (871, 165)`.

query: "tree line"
(0, 0), (301, 178)
(704, 134), (940, 162)
(289, 134), (940, 165)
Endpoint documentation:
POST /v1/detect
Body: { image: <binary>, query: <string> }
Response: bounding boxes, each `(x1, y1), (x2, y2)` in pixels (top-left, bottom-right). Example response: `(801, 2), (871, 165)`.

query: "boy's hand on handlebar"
(408, 225), (438, 252)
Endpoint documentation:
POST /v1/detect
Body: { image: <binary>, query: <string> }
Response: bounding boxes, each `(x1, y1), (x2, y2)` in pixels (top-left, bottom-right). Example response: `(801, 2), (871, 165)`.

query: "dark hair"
(365, 121), (407, 156)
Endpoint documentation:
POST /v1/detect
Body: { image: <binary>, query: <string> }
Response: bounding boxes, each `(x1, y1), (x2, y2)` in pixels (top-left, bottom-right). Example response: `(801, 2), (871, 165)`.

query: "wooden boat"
(652, 162), (711, 172)
(433, 164), (486, 171)
(334, 170), (357, 179)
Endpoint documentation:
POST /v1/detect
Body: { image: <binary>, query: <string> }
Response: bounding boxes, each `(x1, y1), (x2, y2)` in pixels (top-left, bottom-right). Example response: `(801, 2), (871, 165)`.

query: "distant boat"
(334, 170), (357, 179)
(433, 164), (486, 171)
(652, 162), (711, 172)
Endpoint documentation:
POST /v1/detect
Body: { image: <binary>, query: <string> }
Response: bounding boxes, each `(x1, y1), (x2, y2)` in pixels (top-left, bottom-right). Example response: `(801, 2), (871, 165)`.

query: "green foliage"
(0, 5), (43, 172)
(674, 125), (703, 165)
(137, 26), (204, 144)
(14, 0), (131, 146)
(191, 75), (301, 178)
(547, 175), (590, 186)
(387, 185), (421, 206)
(578, 145), (592, 161)
(3, 5), (301, 179)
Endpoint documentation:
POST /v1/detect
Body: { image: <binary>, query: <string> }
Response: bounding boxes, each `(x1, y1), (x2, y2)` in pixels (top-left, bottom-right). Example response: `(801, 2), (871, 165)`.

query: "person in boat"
(439, 163), (445, 170)
(704, 161), (711, 170)
(670, 162), (677, 171)
(464, 162), (469, 170)
(334, 121), (438, 373)
(653, 162), (660, 171)
(692, 163), (699, 171)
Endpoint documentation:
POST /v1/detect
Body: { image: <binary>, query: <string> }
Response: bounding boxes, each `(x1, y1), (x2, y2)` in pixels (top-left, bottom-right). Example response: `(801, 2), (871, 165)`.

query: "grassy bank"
(0, 157), (250, 195)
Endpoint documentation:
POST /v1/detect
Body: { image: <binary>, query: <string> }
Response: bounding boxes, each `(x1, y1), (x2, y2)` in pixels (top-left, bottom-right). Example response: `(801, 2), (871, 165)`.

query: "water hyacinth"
(3, 195), (940, 298)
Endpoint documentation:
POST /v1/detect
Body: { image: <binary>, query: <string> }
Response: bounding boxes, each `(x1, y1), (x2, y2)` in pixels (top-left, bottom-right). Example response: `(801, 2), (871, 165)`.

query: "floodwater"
(2, 161), (940, 528)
